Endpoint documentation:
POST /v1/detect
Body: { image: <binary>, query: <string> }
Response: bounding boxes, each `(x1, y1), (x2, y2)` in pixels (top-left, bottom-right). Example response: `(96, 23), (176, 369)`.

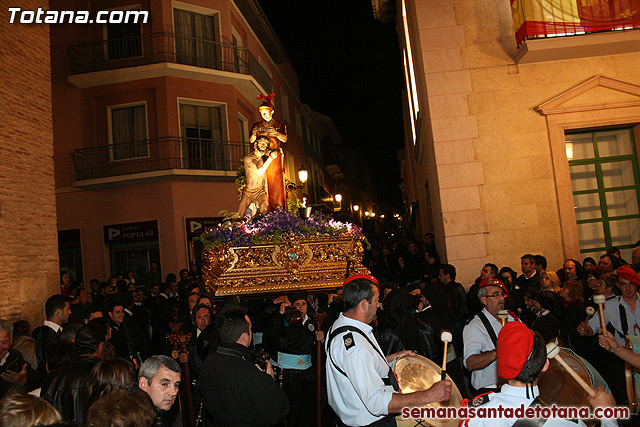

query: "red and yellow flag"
(511, 0), (640, 44)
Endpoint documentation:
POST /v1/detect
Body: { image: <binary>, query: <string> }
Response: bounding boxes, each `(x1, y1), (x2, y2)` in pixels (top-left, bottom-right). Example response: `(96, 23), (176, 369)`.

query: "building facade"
(52, 0), (313, 284)
(0, 0), (59, 325)
(378, 0), (640, 284)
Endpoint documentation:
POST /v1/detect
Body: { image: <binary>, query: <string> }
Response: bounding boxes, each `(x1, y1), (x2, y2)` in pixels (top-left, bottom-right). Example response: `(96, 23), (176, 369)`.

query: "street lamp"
(370, 212), (376, 217)
(353, 205), (359, 212)
(365, 211), (370, 216)
(335, 194), (342, 203)
(297, 165), (308, 185)
(286, 164), (309, 193)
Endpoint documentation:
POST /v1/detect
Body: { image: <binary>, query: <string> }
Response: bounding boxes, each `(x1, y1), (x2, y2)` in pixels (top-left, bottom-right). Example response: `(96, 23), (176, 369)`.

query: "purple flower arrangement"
(200, 209), (363, 249)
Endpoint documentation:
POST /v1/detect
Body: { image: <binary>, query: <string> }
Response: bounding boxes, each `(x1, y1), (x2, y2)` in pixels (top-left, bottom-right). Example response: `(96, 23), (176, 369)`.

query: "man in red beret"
(580, 266), (640, 344)
(578, 265), (640, 403)
(464, 322), (616, 427)
(463, 277), (516, 395)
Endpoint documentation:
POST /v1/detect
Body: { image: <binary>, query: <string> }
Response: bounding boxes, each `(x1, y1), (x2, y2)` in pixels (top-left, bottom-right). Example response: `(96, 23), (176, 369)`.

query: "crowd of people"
(1, 234), (640, 426)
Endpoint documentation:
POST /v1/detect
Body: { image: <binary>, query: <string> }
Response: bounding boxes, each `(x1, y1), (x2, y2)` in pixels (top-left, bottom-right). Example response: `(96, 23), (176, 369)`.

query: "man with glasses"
(468, 264), (499, 318)
(463, 277), (516, 395)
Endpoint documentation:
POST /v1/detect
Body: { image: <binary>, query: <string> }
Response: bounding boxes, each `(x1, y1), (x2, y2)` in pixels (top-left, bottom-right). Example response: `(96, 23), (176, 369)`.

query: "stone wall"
(412, 0), (640, 285)
(0, 1), (59, 326)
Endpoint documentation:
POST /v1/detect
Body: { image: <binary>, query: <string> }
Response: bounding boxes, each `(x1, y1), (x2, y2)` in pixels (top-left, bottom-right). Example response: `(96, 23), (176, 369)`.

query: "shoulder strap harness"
(327, 325), (399, 391)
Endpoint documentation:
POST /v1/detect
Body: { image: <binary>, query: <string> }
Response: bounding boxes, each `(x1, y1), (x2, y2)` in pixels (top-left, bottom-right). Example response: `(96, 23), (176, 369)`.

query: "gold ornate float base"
(201, 236), (369, 296)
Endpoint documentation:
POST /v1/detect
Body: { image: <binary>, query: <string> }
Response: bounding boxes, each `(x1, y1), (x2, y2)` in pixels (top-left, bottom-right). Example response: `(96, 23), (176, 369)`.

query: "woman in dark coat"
(559, 280), (588, 355)
(530, 290), (560, 343)
(374, 289), (437, 361)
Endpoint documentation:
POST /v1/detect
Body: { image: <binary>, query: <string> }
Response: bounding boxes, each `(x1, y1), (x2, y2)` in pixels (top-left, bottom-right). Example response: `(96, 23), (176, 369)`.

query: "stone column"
(0, 1), (59, 327)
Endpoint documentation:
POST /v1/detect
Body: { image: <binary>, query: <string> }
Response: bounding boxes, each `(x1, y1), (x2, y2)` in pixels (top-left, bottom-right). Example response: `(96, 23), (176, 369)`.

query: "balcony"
(71, 137), (252, 185)
(67, 33), (273, 93)
(511, 0), (640, 63)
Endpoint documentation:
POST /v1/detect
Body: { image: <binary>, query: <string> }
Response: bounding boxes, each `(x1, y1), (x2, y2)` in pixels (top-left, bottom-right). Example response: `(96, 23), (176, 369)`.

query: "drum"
(538, 346), (608, 426)
(394, 354), (463, 427)
(625, 335), (640, 413)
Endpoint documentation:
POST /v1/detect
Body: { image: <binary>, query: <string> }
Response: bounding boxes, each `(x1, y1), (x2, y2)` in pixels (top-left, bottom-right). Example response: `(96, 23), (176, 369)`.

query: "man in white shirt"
(463, 277), (516, 394)
(326, 275), (451, 426)
(580, 266), (640, 345)
(578, 265), (640, 403)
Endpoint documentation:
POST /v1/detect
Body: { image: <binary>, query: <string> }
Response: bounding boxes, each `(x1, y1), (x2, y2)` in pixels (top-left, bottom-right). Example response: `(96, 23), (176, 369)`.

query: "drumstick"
(440, 330), (452, 381)
(584, 306), (595, 324)
(594, 294), (606, 333)
(546, 342), (595, 397)
(498, 310), (509, 326)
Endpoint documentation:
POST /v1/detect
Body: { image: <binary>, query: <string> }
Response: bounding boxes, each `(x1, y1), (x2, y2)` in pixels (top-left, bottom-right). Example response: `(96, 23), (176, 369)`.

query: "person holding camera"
(264, 292), (325, 427)
(198, 307), (288, 427)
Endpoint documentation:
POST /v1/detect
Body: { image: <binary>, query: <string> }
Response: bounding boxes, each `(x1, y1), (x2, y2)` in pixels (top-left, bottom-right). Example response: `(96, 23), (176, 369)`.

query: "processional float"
(179, 93), (368, 427)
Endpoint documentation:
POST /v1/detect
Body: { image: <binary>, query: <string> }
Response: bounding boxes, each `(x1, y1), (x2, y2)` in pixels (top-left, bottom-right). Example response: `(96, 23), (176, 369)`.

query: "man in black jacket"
(32, 294), (70, 375)
(516, 254), (541, 290)
(138, 355), (181, 427)
(106, 298), (139, 366)
(438, 264), (468, 354)
(41, 322), (107, 425)
(199, 307), (289, 427)
(175, 304), (217, 380)
(0, 319), (36, 397)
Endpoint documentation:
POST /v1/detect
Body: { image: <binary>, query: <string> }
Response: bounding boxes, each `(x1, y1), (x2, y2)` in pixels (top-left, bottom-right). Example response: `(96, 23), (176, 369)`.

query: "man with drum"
(578, 266), (640, 403)
(326, 275), (451, 427)
(464, 322), (617, 427)
(463, 277), (516, 395)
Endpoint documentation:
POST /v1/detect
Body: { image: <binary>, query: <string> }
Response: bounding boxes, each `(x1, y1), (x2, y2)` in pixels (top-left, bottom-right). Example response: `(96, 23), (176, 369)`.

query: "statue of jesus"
(238, 136), (279, 217)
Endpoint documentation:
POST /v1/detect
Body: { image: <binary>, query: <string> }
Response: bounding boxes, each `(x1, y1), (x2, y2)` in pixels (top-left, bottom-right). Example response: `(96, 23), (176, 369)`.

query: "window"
(295, 109), (302, 137)
(110, 240), (159, 281)
(109, 104), (148, 160)
(301, 116), (309, 145)
(232, 27), (244, 73)
(58, 229), (83, 285)
(180, 102), (226, 170)
(105, 7), (142, 60)
(567, 128), (640, 260)
(259, 57), (272, 79)
(280, 88), (290, 124)
(174, 9), (218, 69)
(238, 114), (249, 142)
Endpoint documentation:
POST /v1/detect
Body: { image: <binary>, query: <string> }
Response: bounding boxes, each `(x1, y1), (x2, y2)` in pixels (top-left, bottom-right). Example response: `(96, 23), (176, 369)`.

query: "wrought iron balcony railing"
(71, 137), (253, 181)
(67, 32), (273, 92)
(511, 0), (640, 45)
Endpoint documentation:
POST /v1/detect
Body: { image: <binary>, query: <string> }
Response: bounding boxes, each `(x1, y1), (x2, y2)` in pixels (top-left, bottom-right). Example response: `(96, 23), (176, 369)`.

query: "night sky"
(258, 0), (405, 209)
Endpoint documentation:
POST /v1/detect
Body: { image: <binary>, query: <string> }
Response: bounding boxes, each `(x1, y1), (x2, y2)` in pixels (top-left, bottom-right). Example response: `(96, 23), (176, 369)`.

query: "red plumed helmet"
(257, 93), (276, 108)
